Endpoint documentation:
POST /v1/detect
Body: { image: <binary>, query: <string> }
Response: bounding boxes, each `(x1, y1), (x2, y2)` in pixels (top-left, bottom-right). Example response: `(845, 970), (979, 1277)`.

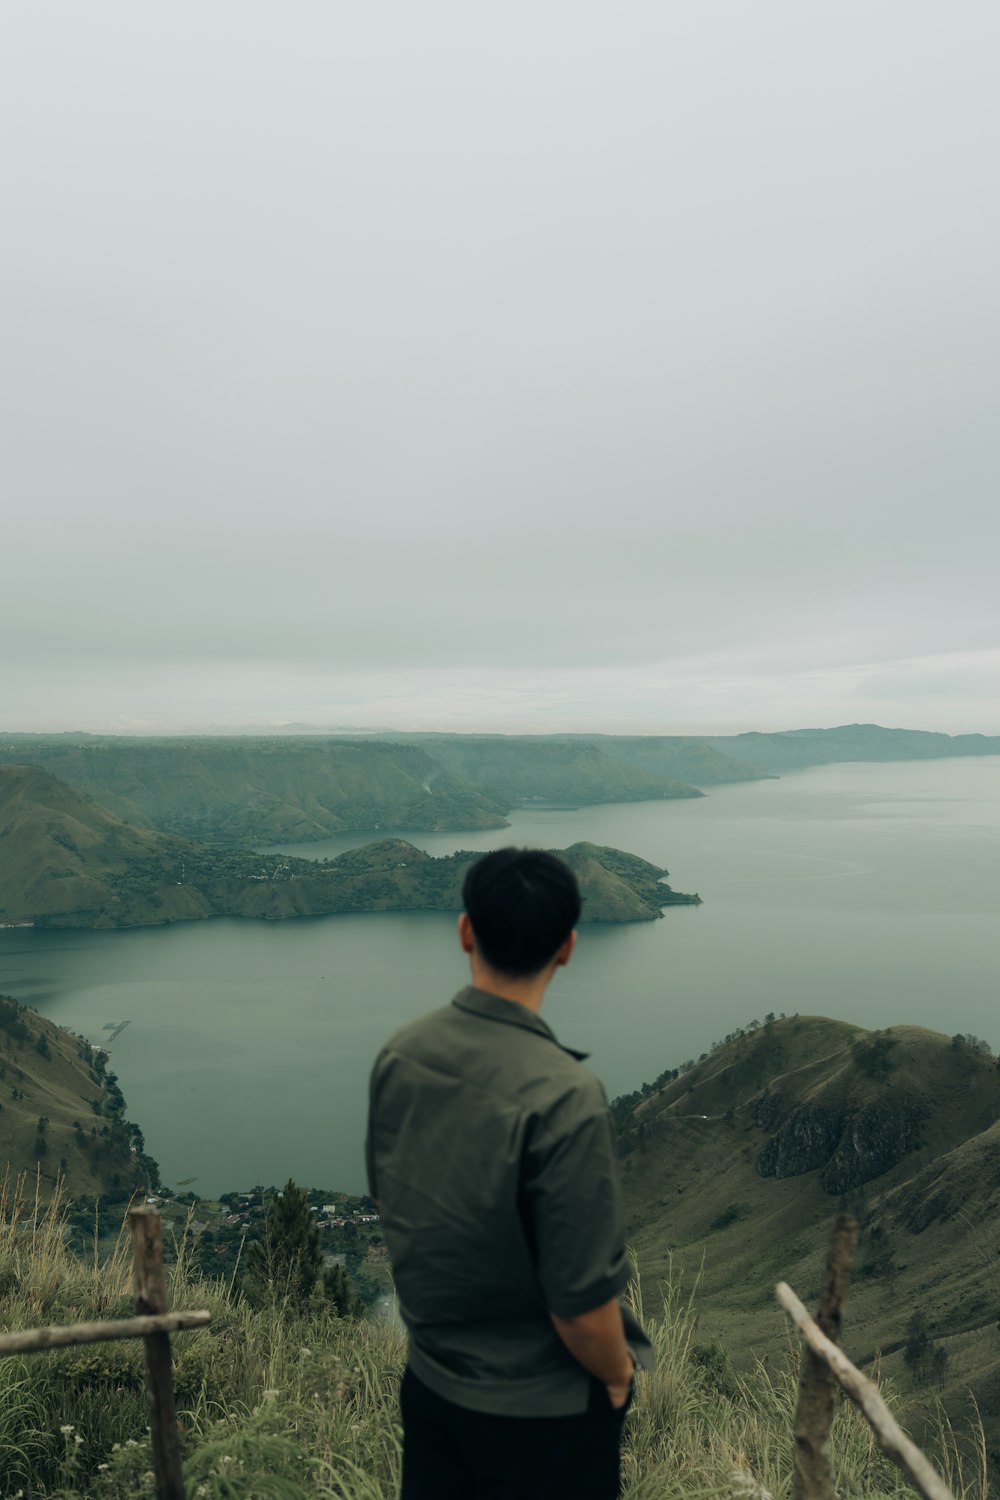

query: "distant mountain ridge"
(2, 723), (995, 846)
(700, 722), (1000, 773)
(0, 733), (703, 842)
(397, 722), (1000, 784)
(0, 764), (698, 929)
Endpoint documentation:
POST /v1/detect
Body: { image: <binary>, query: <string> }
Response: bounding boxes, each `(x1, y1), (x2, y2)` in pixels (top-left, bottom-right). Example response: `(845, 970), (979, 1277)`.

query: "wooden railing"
(779, 1214), (956, 1500)
(0, 1207), (210, 1500)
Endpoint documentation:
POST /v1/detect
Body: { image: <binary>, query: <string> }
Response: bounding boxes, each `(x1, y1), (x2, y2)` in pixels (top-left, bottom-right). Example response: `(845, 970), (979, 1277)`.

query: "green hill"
(0, 762), (212, 927)
(188, 837), (697, 925)
(0, 765), (698, 928)
(615, 1015), (1000, 1459)
(0, 734), (508, 841)
(0, 995), (152, 1199)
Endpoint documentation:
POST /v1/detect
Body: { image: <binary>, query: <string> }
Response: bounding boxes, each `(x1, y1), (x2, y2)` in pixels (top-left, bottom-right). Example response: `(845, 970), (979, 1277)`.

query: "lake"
(1, 758), (997, 1196)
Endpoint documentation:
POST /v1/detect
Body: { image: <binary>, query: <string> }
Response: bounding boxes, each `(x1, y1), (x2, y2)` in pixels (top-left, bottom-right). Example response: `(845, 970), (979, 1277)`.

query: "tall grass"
(0, 1177), (989, 1498)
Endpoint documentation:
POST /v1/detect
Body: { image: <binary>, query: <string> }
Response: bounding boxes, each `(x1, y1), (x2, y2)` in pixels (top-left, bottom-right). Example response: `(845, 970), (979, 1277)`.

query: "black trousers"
(399, 1366), (629, 1500)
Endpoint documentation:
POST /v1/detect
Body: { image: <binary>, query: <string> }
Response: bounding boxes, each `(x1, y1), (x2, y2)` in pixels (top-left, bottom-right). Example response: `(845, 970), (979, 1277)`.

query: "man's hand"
(550, 1298), (634, 1409)
(602, 1368), (632, 1410)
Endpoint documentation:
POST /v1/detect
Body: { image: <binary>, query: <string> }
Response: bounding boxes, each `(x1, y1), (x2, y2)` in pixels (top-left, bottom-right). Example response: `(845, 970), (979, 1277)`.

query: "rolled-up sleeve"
(364, 1049), (385, 1202)
(523, 1093), (632, 1319)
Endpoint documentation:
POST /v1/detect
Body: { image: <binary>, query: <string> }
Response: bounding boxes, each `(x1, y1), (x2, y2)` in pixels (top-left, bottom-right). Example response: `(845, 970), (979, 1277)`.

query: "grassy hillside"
(0, 765), (697, 928)
(1, 1186), (986, 1499)
(381, 733), (705, 803)
(615, 1016), (1000, 1466)
(0, 764), (210, 927)
(0, 735), (507, 841)
(0, 996), (151, 1200)
(0, 1008), (990, 1496)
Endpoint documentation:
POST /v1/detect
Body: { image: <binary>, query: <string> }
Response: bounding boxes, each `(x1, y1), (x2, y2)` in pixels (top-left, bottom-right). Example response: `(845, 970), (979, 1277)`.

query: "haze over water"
(1, 758), (997, 1197)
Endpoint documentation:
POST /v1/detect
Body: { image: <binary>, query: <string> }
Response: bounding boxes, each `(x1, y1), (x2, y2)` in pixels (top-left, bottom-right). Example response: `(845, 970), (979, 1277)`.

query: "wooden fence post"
(790, 1213), (858, 1500)
(777, 1280), (956, 1500)
(130, 1207), (187, 1500)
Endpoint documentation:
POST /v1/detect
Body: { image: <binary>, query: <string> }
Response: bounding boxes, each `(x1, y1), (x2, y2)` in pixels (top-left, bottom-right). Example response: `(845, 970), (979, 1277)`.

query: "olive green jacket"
(366, 986), (652, 1415)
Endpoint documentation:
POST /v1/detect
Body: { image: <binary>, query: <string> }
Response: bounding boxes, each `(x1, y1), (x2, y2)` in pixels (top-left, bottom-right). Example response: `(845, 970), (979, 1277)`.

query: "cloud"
(1, 3), (998, 732)
(3, 647), (997, 737)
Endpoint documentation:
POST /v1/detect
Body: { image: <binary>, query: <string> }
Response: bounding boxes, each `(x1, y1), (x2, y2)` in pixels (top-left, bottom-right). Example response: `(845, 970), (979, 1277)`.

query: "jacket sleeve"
(364, 1050), (384, 1202)
(522, 1086), (632, 1319)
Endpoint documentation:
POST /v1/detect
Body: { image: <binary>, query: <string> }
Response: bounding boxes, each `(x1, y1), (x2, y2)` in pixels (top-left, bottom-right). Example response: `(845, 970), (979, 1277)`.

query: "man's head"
(459, 847), (581, 982)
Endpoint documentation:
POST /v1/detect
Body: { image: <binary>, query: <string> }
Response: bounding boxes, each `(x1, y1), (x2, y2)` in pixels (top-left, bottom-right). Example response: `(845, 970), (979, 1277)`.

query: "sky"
(2, 3), (998, 736)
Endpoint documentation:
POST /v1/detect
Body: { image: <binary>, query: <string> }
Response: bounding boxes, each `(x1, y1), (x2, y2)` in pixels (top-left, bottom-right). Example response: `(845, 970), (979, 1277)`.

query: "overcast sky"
(2, 3), (998, 735)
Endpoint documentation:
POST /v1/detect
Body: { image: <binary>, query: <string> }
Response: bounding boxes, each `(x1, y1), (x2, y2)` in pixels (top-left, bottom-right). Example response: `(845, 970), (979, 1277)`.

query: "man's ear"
(457, 912), (476, 955)
(554, 929), (577, 968)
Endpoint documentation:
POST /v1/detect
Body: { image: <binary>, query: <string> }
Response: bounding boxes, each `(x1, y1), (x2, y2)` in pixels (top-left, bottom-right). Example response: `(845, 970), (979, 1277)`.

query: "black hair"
(461, 847), (581, 978)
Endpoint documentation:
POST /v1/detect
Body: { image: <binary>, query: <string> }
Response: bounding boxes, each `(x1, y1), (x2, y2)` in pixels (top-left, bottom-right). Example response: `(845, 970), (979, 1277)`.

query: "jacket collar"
(452, 986), (589, 1061)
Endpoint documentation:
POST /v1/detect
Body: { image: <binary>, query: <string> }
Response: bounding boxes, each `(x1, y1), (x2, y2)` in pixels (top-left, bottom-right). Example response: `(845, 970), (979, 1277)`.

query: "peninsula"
(0, 764), (699, 930)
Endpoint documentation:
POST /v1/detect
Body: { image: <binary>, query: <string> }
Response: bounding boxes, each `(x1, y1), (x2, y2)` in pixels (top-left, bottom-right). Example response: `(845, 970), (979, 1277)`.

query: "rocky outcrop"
(757, 1104), (844, 1179)
(750, 1092), (784, 1132)
(820, 1097), (928, 1193)
(756, 1094), (928, 1192)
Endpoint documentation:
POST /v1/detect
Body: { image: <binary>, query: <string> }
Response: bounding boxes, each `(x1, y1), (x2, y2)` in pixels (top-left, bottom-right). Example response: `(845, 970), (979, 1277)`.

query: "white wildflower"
(729, 1468), (772, 1500)
(60, 1424), (75, 1435)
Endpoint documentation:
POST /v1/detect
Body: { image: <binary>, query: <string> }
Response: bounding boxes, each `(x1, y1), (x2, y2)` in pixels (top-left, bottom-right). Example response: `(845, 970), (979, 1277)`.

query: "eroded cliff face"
(821, 1097), (929, 1193)
(754, 1093), (928, 1192)
(620, 1020), (1000, 1227)
(755, 1100), (842, 1177)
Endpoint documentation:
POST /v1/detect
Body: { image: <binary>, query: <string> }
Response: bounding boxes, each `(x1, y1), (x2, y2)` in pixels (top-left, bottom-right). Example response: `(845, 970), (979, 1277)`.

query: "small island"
(0, 764), (700, 930)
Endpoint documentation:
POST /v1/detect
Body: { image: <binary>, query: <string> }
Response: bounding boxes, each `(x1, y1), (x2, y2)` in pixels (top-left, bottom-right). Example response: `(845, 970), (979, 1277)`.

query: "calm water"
(1, 759), (997, 1196)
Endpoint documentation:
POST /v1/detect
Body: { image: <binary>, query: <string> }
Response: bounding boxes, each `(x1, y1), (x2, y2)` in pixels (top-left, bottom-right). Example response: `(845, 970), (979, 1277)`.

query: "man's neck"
(469, 965), (551, 1014)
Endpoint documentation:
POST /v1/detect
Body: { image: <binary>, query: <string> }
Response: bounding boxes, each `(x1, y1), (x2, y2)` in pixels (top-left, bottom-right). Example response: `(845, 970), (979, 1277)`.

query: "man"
(365, 847), (652, 1499)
